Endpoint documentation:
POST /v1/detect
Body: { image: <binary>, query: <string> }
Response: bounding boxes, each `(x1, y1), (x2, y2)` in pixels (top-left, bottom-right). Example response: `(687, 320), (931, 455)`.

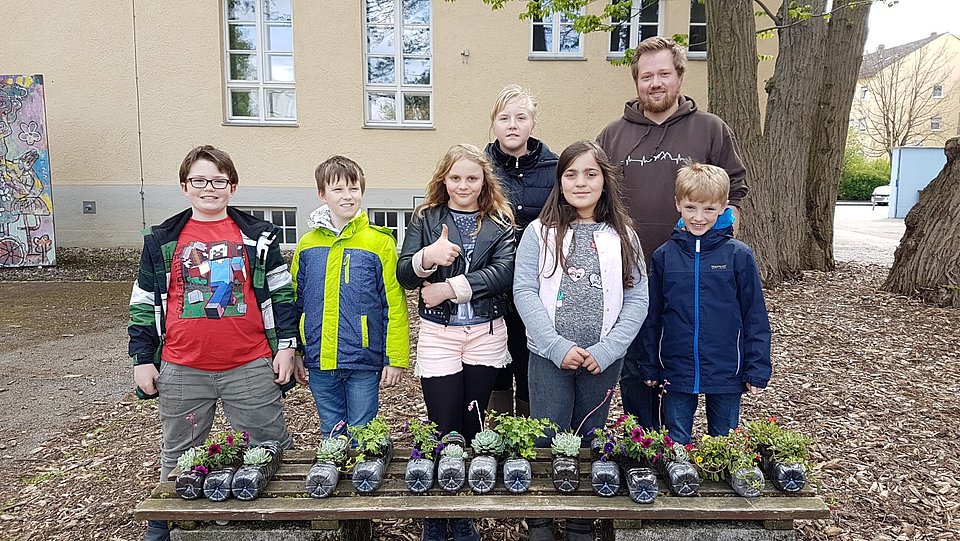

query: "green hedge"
(839, 147), (890, 201)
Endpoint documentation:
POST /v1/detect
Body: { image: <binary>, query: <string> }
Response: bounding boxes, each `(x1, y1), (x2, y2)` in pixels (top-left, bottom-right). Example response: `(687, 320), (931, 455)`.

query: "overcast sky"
(865, 0), (960, 51)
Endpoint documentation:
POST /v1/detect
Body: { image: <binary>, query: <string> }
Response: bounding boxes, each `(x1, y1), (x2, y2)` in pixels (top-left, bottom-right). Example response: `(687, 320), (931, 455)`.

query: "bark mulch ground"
(0, 253), (957, 541)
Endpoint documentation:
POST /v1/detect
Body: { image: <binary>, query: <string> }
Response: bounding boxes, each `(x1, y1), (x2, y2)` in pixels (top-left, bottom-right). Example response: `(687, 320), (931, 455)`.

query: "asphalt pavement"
(833, 203), (905, 265)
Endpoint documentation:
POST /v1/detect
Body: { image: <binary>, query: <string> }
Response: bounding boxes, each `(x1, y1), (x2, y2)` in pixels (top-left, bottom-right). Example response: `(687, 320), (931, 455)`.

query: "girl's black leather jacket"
(397, 205), (516, 325)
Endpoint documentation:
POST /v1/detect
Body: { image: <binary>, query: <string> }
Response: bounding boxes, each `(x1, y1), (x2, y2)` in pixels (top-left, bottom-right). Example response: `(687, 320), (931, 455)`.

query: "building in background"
(2, 0), (775, 248)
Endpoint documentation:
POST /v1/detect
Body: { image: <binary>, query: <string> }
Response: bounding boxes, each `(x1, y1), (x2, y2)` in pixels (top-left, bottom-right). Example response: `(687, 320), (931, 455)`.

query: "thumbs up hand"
(423, 224), (462, 268)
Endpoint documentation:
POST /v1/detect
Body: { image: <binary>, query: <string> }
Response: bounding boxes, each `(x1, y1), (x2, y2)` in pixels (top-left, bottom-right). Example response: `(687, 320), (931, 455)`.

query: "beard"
(638, 88), (679, 114)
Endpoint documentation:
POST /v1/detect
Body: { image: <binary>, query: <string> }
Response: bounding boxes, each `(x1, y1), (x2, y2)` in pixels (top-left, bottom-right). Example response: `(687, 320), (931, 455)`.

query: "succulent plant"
(242, 447), (271, 466)
(176, 447), (206, 472)
(551, 432), (582, 458)
(471, 430), (505, 457)
(315, 435), (350, 465)
(440, 443), (467, 459)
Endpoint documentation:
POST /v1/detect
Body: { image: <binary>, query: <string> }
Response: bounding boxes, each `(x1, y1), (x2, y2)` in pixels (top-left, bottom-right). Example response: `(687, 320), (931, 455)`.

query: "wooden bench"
(134, 449), (830, 540)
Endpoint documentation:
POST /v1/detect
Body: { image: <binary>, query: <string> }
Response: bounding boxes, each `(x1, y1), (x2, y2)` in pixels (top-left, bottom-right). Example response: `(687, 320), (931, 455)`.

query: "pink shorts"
(414, 317), (510, 378)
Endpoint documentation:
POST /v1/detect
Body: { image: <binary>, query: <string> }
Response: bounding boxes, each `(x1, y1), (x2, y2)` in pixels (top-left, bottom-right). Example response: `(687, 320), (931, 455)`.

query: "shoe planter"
(306, 462), (341, 499)
(175, 469), (205, 500)
(437, 455), (466, 492)
(404, 458), (435, 494)
(467, 455), (498, 494)
(761, 457), (806, 492)
(502, 457), (532, 494)
(624, 467), (658, 504)
(203, 467), (237, 501)
(656, 460), (700, 496)
(551, 456), (580, 493)
(232, 441), (284, 501)
(728, 466), (764, 498)
(590, 460), (620, 497)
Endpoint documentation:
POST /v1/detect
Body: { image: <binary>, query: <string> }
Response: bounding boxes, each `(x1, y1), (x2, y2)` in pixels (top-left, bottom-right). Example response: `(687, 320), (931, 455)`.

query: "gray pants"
(528, 352), (623, 446)
(156, 357), (292, 479)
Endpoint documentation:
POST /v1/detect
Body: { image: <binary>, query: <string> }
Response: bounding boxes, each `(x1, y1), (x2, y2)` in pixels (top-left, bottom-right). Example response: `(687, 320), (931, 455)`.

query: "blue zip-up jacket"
(636, 209), (771, 394)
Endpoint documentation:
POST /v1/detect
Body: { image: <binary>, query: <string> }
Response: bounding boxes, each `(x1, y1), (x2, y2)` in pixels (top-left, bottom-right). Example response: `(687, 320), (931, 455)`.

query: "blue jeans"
(661, 391), (742, 445)
(308, 367), (381, 436)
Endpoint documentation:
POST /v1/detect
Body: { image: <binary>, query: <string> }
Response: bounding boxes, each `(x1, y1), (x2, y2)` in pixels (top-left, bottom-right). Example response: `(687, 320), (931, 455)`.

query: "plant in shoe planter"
(232, 440), (283, 501)
(467, 401), (504, 494)
(437, 433), (468, 493)
(612, 415), (659, 503)
(349, 417), (393, 493)
(174, 446), (210, 500)
(693, 431), (764, 498)
(201, 430), (249, 501)
(306, 427), (350, 499)
(590, 427), (621, 497)
(493, 413), (553, 494)
(648, 433), (701, 497)
(404, 418), (441, 494)
(747, 417), (811, 492)
(550, 431), (582, 493)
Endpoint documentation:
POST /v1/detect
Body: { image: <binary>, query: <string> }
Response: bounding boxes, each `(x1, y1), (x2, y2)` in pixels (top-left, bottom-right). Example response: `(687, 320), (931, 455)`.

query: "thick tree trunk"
(883, 138), (960, 307)
(801, 1), (872, 269)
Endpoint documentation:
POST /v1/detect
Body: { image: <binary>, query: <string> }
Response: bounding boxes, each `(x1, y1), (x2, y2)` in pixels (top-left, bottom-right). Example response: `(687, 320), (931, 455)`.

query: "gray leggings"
(528, 352), (623, 446)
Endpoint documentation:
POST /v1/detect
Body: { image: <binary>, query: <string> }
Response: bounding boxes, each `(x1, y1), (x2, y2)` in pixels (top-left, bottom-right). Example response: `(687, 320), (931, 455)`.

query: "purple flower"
(411, 448), (422, 460)
(641, 437), (653, 449)
(186, 413), (197, 426)
(603, 442), (614, 455)
(194, 465), (209, 475)
(242, 431), (250, 444)
(208, 444), (221, 457)
(436, 442), (446, 452)
(630, 427), (644, 443)
(226, 434), (234, 446)
(663, 435), (673, 447)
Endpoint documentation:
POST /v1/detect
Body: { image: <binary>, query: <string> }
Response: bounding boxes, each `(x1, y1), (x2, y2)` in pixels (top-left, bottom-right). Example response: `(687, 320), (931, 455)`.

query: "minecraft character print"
(178, 240), (248, 319)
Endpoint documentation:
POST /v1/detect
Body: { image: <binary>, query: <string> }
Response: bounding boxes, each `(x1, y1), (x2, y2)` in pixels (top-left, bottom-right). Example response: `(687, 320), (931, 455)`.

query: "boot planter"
(175, 469), (206, 500)
(551, 456), (580, 493)
(467, 455), (498, 494)
(232, 441), (283, 501)
(203, 467), (237, 502)
(590, 460), (621, 497)
(404, 458), (435, 494)
(728, 466), (764, 498)
(624, 467), (658, 504)
(655, 460), (701, 496)
(306, 462), (341, 499)
(502, 457), (533, 494)
(762, 457), (807, 492)
(436, 435), (468, 493)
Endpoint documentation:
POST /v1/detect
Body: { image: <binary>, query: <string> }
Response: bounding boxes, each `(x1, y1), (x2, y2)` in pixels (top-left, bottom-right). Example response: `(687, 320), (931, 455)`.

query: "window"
(609, 0), (663, 56)
(931, 117), (943, 131)
(369, 209), (414, 245)
(531, 8), (585, 58)
(223, 0), (296, 123)
(688, 0), (707, 57)
(932, 84), (944, 99)
(239, 207), (298, 246)
(363, 0), (433, 127)
(857, 118), (867, 132)
(860, 86), (870, 100)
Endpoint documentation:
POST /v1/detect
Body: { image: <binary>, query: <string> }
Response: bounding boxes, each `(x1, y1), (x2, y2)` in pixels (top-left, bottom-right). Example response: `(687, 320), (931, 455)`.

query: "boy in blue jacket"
(636, 163), (771, 444)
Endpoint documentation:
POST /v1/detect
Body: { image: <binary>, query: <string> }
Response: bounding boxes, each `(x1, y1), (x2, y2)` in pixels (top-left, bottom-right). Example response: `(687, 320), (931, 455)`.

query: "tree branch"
(753, 0), (781, 27)
(755, 0), (872, 34)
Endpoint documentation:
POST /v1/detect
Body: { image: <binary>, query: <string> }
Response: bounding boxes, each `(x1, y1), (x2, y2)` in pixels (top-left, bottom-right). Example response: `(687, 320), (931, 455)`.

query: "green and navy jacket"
(291, 207), (410, 372)
(127, 207), (299, 375)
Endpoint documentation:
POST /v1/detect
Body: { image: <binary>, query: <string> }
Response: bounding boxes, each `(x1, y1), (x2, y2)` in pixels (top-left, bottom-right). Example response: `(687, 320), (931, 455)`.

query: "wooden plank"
(134, 493), (830, 521)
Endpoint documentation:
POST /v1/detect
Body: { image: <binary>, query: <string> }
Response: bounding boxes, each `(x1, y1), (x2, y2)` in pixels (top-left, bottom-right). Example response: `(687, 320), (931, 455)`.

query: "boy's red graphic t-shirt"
(162, 217), (273, 371)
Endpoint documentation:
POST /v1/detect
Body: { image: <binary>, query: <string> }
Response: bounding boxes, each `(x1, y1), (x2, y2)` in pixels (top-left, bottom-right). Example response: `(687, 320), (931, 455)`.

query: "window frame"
(222, 0), (297, 125)
(362, 0), (435, 128)
(607, 0), (665, 59)
(529, 7), (586, 59)
(687, 0), (707, 59)
(368, 208), (415, 246)
(930, 117), (943, 132)
(236, 206), (299, 248)
(932, 84), (944, 99)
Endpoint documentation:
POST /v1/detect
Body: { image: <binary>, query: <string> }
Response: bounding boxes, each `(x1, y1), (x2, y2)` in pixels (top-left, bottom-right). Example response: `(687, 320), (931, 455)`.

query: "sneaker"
(450, 518), (480, 541)
(422, 518), (448, 541)
(528, 518), (555, 541)
(565, 518), (594, 541)
(143, 520), (170, 541)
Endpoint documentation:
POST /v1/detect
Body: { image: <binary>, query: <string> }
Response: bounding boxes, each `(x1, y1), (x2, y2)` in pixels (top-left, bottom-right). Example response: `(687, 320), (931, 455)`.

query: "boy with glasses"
(128, 145), (298, 541)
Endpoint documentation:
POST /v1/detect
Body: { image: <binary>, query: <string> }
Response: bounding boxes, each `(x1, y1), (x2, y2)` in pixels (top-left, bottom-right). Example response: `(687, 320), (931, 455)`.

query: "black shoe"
(144, 520), (170, 541)
(422, 518), (448, 541)
(450, 518), (480, 541)
(565, 518), (594, 541)
(528, 518), (555, 541)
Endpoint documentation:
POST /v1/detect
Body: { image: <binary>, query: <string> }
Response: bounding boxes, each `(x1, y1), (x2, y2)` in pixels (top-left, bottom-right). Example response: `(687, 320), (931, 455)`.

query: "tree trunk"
(801, 1), (872, 269)
(883, 137), (960, 307)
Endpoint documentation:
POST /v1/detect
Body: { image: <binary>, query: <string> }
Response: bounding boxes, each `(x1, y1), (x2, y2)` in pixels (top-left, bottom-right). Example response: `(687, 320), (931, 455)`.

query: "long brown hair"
(418, 144), (515, 228)
(539, 141), (644, 288)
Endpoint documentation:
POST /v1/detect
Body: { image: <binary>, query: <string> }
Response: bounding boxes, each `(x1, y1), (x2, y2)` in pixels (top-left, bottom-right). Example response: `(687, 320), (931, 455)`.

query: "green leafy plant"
(203, 430), (249, 470)
(176, 446), (209, 475)
(348, 417), (391, 462)
(243, 447), (271, 467)
(691, 431), (762, 489)
(407, 418), (441, 461)
(592, 426), (619, 462)
(551, 432), (581, 458)
(492, 413), (553, 460)
(315, 435), (350, 466)
(440, 443), (467, 459)
(612, 414), (660, 462)
(747, 417), (812, 470)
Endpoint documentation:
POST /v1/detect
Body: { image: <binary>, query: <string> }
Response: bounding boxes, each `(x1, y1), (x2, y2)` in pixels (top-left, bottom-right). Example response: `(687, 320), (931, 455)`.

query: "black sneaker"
(528, 518), (555, 541)
(450, 518), (480, 541)
(143, 520), (170, 541)
(422, 518), (448, 541)
(565, 518), (594, 541)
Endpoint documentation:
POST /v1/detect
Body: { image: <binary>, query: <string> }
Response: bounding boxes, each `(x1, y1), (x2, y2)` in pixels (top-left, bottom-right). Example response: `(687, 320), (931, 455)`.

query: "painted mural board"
(1, 74), (56, 267)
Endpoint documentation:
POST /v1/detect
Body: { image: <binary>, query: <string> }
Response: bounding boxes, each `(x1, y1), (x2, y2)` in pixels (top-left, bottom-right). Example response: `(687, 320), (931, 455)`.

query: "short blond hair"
(631, 36), (687, 82)
(675, 163), (729, 204)
(490, 84), (538, 129)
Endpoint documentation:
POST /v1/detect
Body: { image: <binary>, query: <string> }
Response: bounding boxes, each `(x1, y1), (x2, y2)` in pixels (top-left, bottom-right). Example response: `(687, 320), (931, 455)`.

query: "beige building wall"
(851, 33), (960, 158)
(1, 0), (776, 248)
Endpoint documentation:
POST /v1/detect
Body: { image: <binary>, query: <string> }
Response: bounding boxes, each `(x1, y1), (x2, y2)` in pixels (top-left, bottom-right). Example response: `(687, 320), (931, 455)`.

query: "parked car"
(871, 185), (890, 209)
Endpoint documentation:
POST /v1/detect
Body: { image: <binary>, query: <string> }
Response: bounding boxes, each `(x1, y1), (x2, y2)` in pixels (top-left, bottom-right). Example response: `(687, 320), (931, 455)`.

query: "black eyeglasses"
(186, 177), (232, 189)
